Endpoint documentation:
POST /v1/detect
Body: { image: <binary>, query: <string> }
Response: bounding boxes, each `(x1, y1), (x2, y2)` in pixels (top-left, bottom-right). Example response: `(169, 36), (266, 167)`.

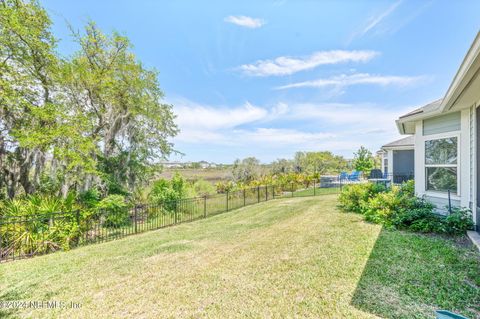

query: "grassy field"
(1, 195), (479, 318)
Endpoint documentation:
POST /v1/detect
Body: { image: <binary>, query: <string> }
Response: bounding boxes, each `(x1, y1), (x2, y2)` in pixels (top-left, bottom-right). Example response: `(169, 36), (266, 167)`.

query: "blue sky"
(40, 0), (480, 163)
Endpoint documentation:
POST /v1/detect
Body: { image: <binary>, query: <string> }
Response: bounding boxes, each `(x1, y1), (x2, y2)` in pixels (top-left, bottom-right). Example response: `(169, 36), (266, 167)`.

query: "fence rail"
(0, 181), (341, 262)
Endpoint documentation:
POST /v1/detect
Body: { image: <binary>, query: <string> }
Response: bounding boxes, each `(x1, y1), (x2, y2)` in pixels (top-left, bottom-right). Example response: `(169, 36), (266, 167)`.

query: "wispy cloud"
(224, 15), (266, 29)
(238, 50), (379, 77)
(288, 103), (409, 128)
(348, 1), (402, 43)
(276, 73), (425, 90)
(170, 97), (416, 161)
(174, 100), (267, 131)
(241, 128), (335, 145)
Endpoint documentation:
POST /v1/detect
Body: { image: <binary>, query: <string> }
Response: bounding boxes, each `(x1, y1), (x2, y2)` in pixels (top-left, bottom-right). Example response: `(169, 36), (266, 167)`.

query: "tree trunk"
(33, 149), (45, 189)
(17, 147), (34, 195)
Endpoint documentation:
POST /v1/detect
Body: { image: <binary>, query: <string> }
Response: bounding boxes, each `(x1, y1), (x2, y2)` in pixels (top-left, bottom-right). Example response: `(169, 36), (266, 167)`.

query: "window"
(383, 158), (388, 175)
(425, 137), (458, 193)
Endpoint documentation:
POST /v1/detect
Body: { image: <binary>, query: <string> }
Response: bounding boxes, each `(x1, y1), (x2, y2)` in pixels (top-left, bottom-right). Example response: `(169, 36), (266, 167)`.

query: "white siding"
(414, 121), (424, 196)
(414, 110), (471, 211)
(425, 195), (461, 214)
(423, 111), (461, 135)
(387, 150), (393, 175)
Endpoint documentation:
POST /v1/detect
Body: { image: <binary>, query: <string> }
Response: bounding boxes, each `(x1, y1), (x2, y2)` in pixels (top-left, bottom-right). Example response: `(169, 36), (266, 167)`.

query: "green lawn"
(291, 186), (340, 197)
(1, 195), (479, 318)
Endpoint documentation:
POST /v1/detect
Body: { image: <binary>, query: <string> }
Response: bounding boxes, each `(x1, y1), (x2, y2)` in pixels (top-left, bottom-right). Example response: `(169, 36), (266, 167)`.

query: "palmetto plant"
(0, 194), (84, 258)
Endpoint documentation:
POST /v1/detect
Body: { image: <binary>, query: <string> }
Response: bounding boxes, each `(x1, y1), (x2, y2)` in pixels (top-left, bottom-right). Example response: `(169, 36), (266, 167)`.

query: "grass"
(0, 195), (479, 318)
(158, 168), (231, 183)
(352, 231), (480, 318)
(291, 186), (340, 197)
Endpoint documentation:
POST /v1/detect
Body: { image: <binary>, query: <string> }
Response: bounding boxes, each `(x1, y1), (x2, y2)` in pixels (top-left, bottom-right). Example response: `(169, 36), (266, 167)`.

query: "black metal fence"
(0, 181), (341, 262)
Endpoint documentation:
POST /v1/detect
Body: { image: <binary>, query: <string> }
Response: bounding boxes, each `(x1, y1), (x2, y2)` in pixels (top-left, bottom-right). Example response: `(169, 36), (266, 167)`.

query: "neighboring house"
(379, 135), (415, 183)
(198, 161), (210, 169)
(394, 31), (480, 230)
(161, 162), (184, 169)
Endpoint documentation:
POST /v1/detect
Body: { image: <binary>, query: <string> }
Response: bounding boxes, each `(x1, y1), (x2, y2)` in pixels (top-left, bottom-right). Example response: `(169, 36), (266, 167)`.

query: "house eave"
(396, 108), (443, 134)
(439, 31), (480, 113)
(381, 145), (414, 151)
(396, 31), (480, 135)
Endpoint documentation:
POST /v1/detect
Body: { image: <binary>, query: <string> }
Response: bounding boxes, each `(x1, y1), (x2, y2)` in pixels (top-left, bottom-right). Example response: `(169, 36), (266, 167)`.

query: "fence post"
(448, 189), (452, 214)
(313, 179), (316, 196)
(204, 195), (207, 218)
(226, 191), (229, 211)
(243, 189), (246, 206)
(257, 186), (260, 203)
(134, 205), (138, 233)
(265, 185), (268, 201)
(174, 201), (178, 224)
(291, 182), (294, 197)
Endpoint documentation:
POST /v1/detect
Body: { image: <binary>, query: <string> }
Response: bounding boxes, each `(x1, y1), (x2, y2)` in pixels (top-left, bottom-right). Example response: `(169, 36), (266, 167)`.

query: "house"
(198, 161), (210, 169)
(161, 162), (184, 169)
(394, 31), (480, 231)
(379, 135), (415, 184)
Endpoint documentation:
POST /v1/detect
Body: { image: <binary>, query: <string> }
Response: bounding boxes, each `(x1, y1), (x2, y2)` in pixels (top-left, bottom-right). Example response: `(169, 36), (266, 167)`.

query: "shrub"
(399, 179), (415, 197)
(339, 180), (473, 236)
(338, 183), (386, 213)
(78, 188), (100, 209)
(215, 181), (235, 194)
(444, 207), (474, 235)
(363, 189), (402, 227)
(149, 173), (190, 211)
(392, 201), (442, 233)
(191, 179), (216, 196)
(0, 194), (86, 254)
(96, 194), (130, 228)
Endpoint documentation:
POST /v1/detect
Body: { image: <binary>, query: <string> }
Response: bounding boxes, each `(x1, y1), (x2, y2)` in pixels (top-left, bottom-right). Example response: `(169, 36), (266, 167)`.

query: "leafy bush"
(96, 194), (130, 228)
(149, 173), (190, 211)
(191, 179), (216, 196)
(338, 182), (386, 213)
(392, 202), (442, 233)
(444, 207), (474, 235)
(399, 179), (415, 197)
(78, 188), (100, 209)
(363, 182), (426, 228)
(339, 181), (473, 236)
(363, 190), (402, 227)
(215, 181), (236, 194)
(0, 194), (85, 255)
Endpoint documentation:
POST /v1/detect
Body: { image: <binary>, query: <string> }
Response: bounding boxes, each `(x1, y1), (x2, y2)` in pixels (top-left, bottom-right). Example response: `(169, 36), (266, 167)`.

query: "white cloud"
(363, 1), (402, 36)
(347, 1), (402, 43)
(224, 15), (265, 29)
(276, 73), (425, 90)
(242, 128), (335, 145)
(238, 50), (379, 77)
(174, 100), (267, 131)
(169, 97), (418, 161)
(288, 102), (410, 129)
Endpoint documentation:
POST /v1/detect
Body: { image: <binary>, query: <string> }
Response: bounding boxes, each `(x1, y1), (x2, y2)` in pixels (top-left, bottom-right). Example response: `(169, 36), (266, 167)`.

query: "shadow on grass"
(351, 228), (480, 319)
